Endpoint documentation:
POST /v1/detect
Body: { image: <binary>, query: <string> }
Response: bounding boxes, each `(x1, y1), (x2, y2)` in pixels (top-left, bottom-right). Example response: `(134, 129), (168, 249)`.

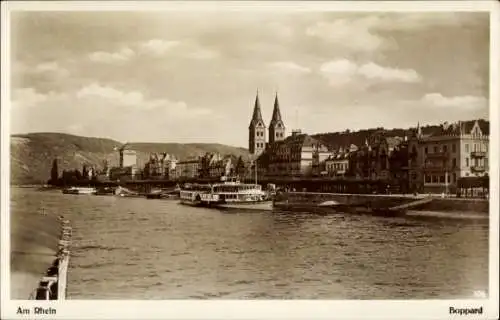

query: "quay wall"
(280, 192), (419, 208)
(280, 192), (489, 213)
(11, 210), (59, 299)
(11, 208), (71, 300)
(415, 198), (489, 213)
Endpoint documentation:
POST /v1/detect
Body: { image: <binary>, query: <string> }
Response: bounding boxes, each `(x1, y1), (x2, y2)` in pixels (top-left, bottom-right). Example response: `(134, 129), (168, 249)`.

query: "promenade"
(10, 210), (60, 299)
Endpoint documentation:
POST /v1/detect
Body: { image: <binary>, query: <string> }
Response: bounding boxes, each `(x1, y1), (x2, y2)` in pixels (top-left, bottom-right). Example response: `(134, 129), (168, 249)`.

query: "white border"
(1, 1), (499, 320)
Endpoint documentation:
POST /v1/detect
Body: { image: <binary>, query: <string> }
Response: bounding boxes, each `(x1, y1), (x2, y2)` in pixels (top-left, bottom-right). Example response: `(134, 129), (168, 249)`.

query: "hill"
(312, 119), (489, 150)
(10, 132), (249, 185)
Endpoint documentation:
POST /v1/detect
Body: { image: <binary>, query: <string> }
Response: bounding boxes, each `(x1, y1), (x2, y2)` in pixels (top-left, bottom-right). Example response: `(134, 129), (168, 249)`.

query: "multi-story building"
(324, 145), (357, 178)
(259, 130), (330, 177)
(419, 120), (489, 193)
(175, 157), (201, 180)
(119, 144), (137, 168)
(143, 153), (177, 180)
(347, 132), (390, 181)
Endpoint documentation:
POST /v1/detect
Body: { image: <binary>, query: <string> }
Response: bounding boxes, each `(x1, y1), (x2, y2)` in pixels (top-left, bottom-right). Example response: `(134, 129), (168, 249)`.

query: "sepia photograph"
(1, 1), (498, 319)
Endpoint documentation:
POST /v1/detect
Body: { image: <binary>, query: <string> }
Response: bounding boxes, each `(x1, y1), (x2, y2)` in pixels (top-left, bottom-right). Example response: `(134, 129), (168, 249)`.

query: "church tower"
(268, 92), (286, 144)
(248, 92), (266, 156)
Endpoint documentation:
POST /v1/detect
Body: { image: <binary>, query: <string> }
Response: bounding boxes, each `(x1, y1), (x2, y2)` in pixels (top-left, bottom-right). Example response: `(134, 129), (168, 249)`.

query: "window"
(443, 145), (447, 152)
(432, 175), (438, 183)
(474, 144), (477, 152)
(452, 158), (456, 167)
(433, 146), (438, 153)
(452, 173), (456, 183)
(425, 174), (431, 183)
(425, 147), (428, 154)
(465, 144), (469, 152)
(447, 175), (450, 183)
(452, 144), (456, 152)
(439, 175), (445, 183)
(466, 158), (469, 167)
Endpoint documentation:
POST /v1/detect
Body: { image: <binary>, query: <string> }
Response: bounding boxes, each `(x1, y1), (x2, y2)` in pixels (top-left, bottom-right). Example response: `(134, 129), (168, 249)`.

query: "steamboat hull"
(213, 200), (273, 211)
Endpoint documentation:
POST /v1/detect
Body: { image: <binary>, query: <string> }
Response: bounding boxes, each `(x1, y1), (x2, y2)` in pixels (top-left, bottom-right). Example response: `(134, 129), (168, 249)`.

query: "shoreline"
(10, 209), (71, 300)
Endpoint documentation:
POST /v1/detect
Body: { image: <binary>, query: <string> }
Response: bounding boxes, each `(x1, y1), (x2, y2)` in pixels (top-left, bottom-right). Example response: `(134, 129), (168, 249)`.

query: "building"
(248, 91), (287, 157)
(347, 132), (390, 181)
(175, 157), (201, 180)
(258, 131), (330, 178)
(143, 153), (177, 180)
(418, 120), (489, 193)
(119, 144), (137, 168)
(248, 93), (267, 156)
(268, 93), (286, 145)
(324, 145), (357, 178)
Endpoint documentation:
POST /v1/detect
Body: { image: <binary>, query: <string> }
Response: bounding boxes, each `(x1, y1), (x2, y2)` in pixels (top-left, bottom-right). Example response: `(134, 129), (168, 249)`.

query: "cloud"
(269, 61), (311, 74)
(33, 61), (69, 77)
(88, 47), (135, 64)
(306, 17), (386, 52)
(76, 83), (145, 106)
(76, 83), (212, 116)
(421, 93), (487, 109)
(12, 88), (48, 108)
(138, 39), (180, 56)
(358, 62), (420, 82)
(319, 59), (421, 86)
(306, 13), (479, 53)
(268, 22), (293, 38)
(188, 48), (220, 60)
(12, 87), (65, 108)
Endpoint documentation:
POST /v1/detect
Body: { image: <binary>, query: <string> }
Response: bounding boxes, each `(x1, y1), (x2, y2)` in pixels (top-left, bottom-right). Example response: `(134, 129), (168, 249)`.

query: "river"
(10, 188), (489, 299)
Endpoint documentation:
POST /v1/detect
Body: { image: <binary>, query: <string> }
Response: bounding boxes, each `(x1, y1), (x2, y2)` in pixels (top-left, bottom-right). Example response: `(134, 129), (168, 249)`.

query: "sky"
(10, 10), (490, 148)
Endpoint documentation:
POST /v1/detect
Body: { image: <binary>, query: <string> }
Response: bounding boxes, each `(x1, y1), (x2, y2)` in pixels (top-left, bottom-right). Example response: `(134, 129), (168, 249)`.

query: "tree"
(235, 156), (245, 177)
(74, 169), (83, 181)
(82, 165), (88, 180)
(49, 158), (59, 185)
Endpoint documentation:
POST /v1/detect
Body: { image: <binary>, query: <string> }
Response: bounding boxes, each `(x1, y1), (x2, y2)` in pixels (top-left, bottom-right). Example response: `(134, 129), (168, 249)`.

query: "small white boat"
(62, 187), (96, 195)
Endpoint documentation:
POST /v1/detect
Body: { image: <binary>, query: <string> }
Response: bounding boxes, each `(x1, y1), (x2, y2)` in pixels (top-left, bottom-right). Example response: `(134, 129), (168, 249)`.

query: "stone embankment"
(275, 192), (489, 218)
(11, 209), (71, 300)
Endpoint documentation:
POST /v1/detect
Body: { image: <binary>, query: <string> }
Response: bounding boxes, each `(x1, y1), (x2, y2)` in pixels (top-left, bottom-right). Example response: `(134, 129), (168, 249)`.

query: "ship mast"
(255, 160), (258, 185)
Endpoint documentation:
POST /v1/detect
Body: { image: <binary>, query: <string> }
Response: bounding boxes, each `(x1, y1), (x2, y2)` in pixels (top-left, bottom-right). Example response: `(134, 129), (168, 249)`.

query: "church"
(247, 92), (331, 178)
(248, 91), (286, 156)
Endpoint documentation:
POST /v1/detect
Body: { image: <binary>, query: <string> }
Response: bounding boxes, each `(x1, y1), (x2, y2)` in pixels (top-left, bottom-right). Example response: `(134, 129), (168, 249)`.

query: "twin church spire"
(248, 91), (286, 155)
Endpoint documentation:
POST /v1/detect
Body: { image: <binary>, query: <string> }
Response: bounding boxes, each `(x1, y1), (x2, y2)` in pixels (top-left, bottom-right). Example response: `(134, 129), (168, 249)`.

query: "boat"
(146, 189), (180, 200)
(179, 183), (214, 206)
(114, 186), (142, 197)
(62, 187), (96, 195)
(94, 187), (115, 196)
(179, 177), (273, 211)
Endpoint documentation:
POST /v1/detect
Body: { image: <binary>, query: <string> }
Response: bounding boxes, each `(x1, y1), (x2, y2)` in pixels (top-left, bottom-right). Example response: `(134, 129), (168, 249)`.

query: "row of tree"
(47, 159), (97, 186)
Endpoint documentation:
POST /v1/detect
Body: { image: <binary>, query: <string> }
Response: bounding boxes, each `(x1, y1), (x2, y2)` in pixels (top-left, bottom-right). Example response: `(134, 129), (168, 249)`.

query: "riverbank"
(277, 192), (489, 216)
(10, 208), (71, 299)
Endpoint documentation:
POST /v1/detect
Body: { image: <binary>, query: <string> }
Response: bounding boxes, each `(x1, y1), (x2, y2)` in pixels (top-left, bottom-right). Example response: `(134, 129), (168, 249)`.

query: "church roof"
(249, 92), (265, 128)
(269, 93), (283, 126)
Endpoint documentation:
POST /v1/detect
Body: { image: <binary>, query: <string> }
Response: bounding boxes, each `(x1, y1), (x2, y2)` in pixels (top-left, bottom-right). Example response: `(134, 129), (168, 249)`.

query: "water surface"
(11, 188), (489, 299)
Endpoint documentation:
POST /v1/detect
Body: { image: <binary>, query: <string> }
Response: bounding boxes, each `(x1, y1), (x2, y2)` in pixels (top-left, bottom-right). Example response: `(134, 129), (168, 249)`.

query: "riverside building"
(418, 120), (489, 194)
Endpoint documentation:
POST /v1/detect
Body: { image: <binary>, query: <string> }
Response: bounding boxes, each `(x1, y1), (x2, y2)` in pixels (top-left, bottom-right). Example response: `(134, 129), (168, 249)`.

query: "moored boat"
(62, 187), (96, 195)
(179, 177), (273, 211)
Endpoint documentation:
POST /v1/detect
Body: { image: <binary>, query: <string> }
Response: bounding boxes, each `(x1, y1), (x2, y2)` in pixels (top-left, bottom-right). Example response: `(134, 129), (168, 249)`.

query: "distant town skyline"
(10, 10), (489, 148)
